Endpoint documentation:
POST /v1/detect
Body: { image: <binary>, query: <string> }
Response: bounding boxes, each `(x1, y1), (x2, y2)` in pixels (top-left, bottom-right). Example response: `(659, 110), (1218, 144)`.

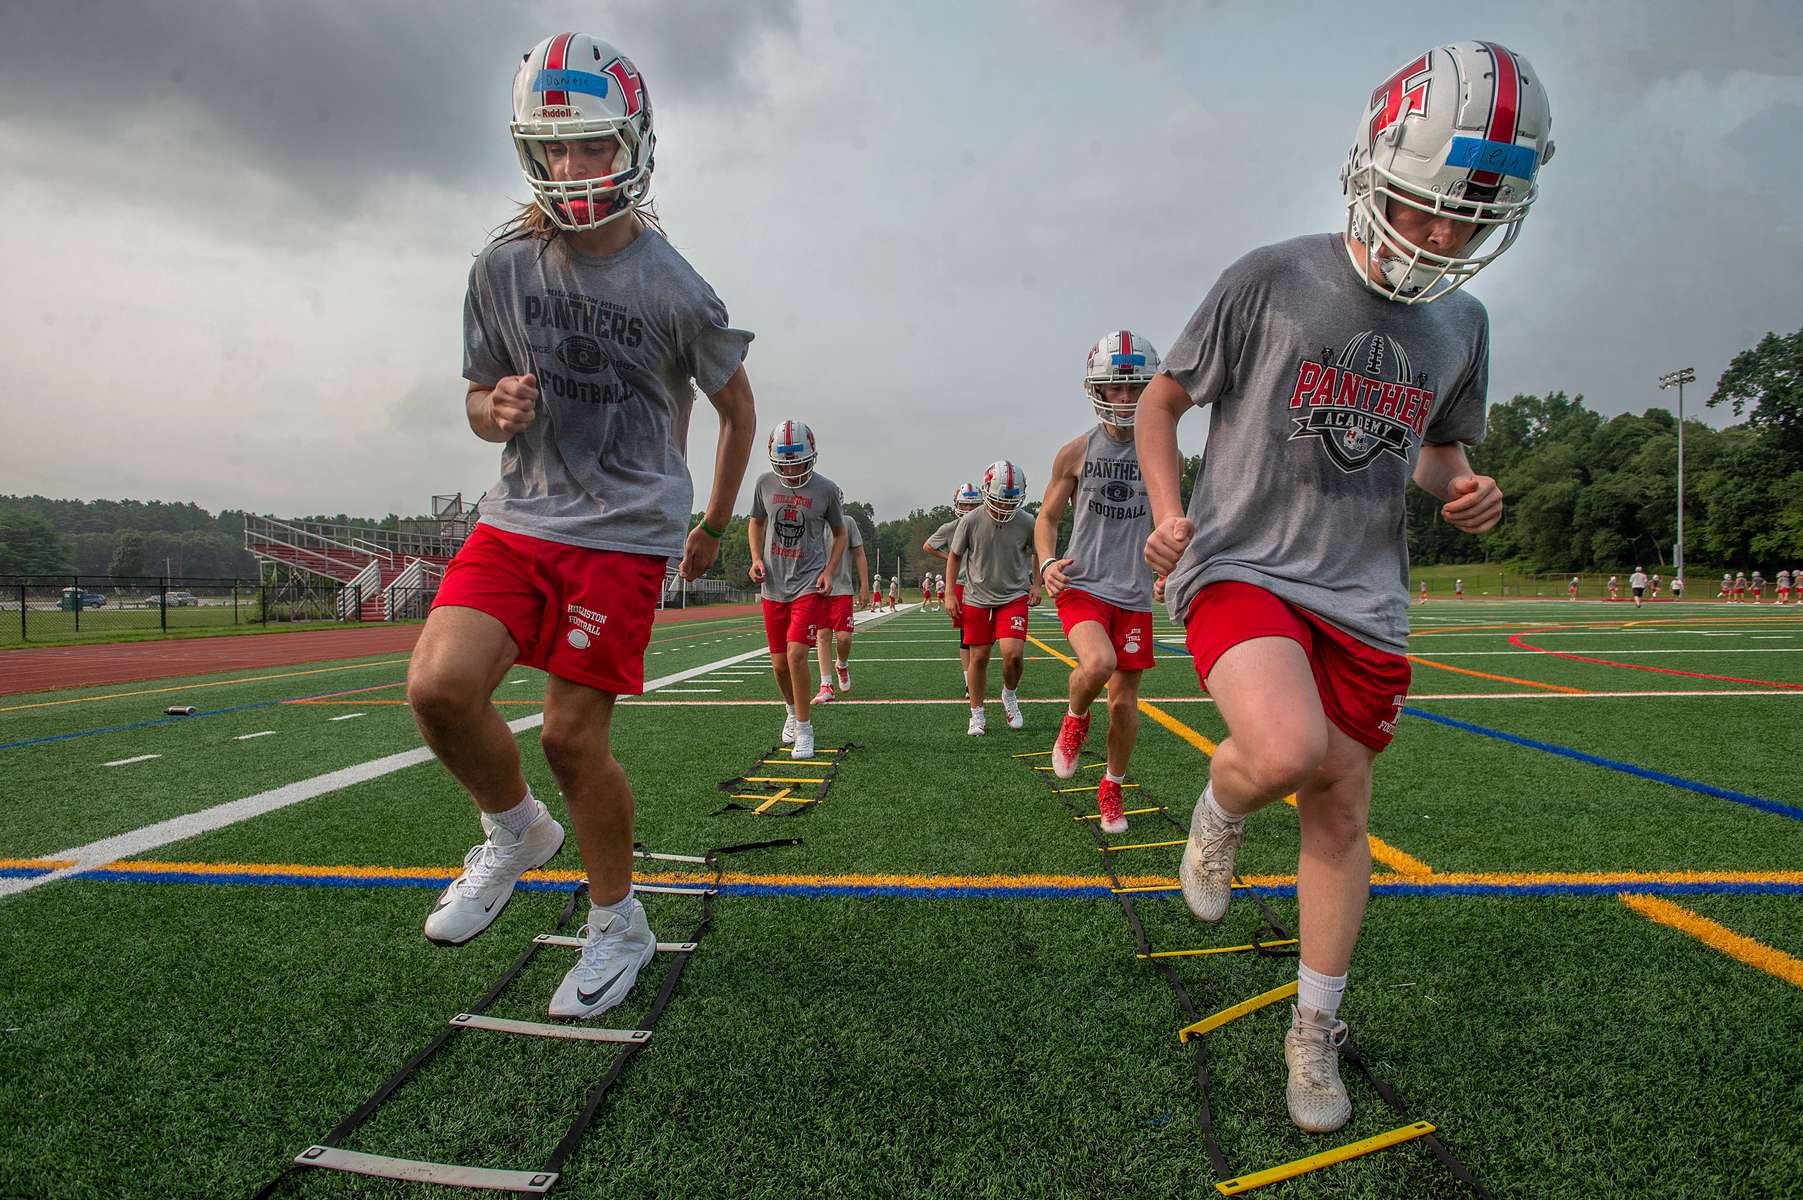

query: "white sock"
(970, 706), (984, 716)
(491, 790), (543, 836)
(796, 719), (812, 731)
(1002, 687), (1018, 703)
(1298, 962), (1348, 1020)
(836, 659), (848, 669)
(1105, 769), (1125, 784)
(1068, 708), (1084, 720)
(784, 702), (796, 717)
(1204, 785), (1245, 826)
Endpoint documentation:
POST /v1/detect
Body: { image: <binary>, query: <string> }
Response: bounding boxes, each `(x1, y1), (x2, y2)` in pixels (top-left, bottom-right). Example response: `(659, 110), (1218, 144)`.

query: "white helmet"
(953, 482), (983, 514)
(981, 460), (1027, 522)
(1083, 331), (1162, 427)
(768, 420), (818, 486)
(1340, 41), (1553, 304)
(511, 33), (654, 232)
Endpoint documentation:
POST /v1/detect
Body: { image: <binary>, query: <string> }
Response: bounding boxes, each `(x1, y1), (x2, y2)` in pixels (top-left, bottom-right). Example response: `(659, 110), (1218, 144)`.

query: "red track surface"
(0, 604), (760, 697)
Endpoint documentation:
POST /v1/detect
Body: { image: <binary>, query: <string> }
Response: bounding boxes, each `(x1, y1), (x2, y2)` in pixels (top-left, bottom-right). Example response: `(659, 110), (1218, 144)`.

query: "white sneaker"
(836, 662), (851, 692)
(1285, 1003), (1353, 1133)
(812, 685), (835, 705)
(792, 721), (816, 759)
(549, 897), (657, 1019)
(967, 709), (987, 737)
(1002, 690), (1025, 730)
(424, 808), (565, 946)
(781, 712), (797, 744)
(1180, 793), (1245, 924)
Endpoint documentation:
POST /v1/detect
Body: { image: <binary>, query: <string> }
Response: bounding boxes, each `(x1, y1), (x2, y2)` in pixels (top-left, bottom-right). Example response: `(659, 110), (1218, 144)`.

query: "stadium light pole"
(1658, 367), (1696, 590)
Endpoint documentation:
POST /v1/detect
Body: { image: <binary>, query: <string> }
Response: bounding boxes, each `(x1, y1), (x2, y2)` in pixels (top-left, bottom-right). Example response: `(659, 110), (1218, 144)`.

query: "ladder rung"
(1177, 980), (1298, 1043)
(1216, 1122), (1437, 1194)
(633, 883), (717, 896)
(633, 850), (708, 864)
(449, 1013), (651, 1043)
(295, 1146), (556, 1193)
(534, 935), (698, 953)
(1098, 838), (1185, 853)
(1076, 807), (1165, 821)
(1138, 939), (1298, 960)
(1034, 761), (1106, 771)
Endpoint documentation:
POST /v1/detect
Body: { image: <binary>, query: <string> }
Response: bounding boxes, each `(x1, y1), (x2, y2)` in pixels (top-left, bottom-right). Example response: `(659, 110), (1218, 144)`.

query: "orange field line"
(1620, 893), (1803, 990)
(1406, 654), (1585, 694)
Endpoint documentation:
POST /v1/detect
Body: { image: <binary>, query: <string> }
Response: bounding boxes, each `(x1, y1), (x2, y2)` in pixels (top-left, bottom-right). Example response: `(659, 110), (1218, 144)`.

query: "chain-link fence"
(0, 575), (362, 643)
(661, 574), (759, 609)
(1412, 569), (1707, 599)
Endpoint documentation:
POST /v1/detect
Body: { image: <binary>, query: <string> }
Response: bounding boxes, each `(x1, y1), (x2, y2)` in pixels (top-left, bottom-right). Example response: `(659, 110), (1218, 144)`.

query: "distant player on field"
(1650, 571), (1661, 598)
(1751, 570), (1764, 602)
(926, 483), (984, 694)
(1734, 571), (1748, 602)
(1419, 579), (1428, 603)
(1607, 574), (1618, 600)
(411, 32), (756, 1020)
(1454, 577), (1464, 599)
(1629, 566), (1648, 608)
(887, 573), (899, 611)
(1037, 330), (1162, 833)
(1139, 41), (1550, 1134)
(1720, 572), (1733, 601)
(813, 494), (867, 705)
(748, 420), (847, 760)
(1779, 569), (1792, 605)
(1569, 575), (1579, 600)
(947, 461), (1039, 735)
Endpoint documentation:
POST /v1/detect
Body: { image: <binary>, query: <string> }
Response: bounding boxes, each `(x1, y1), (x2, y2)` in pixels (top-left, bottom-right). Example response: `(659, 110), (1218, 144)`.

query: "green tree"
(108, 531), (146, 581)
(1710, 327), (1803, 472)
(0, 512), (72, 575)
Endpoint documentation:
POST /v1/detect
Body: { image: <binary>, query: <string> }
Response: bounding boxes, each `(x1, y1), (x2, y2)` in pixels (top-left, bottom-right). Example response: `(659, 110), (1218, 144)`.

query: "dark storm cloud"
(0, 0), (799, 208)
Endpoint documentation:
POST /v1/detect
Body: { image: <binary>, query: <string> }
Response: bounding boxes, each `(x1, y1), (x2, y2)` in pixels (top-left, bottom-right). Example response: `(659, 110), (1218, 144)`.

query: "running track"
(0, 604), (760, 697)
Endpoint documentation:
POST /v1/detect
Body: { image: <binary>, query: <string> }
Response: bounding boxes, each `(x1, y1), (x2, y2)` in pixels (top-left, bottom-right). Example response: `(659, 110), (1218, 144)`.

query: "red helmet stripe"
(542, 32), (575, 106)
(1471, 43), (1520, 187)
(1119, 331), (1131, 359)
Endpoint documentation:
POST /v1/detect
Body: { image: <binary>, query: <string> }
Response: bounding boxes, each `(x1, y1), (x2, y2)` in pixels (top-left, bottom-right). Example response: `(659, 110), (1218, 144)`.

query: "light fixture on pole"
(1658, 367), (1696, 590)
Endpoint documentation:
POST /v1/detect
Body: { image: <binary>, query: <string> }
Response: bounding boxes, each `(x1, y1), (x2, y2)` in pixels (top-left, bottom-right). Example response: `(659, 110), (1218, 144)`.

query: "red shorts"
(1183, 581), (1411, 752)
(432, 523), (663, 695)
(761, 594), (826, 654)
(1056, 588), (1156, 672)
(825, 594), (855, 634)
(962, 595), (1030, 647)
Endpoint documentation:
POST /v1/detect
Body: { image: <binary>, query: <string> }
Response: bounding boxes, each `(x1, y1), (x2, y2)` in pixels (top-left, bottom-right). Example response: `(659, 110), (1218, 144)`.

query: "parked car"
(146, 591), (200, 608)
(59, 588), (107, 610)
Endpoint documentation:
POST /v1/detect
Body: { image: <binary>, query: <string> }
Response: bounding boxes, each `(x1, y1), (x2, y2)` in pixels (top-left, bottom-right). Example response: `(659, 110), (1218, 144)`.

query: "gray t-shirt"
(463, 229), (753, 559)
(925, 519), (959, 553)
(750, 471), (845, 602)
(829, 519), (865, 597)
(1162, 234), (1488, 654)
(1062, 424), (1154, 611)
(950, 508), (1036, 607)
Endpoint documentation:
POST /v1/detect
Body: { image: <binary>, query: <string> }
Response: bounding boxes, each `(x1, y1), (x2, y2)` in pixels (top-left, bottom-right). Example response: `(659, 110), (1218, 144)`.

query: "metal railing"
(337, 559), (382, 620)
(243, 512), (474, 567)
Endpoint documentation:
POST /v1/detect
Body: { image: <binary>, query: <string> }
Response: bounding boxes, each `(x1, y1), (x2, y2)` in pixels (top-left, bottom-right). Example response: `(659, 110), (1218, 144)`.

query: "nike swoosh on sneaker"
(576, 962), (634, 1007)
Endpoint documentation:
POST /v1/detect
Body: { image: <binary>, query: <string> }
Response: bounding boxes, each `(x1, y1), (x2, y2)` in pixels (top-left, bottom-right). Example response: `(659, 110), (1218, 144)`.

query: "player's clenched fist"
(490, 373), (540, 437)
(1144, 515), (1193, 576)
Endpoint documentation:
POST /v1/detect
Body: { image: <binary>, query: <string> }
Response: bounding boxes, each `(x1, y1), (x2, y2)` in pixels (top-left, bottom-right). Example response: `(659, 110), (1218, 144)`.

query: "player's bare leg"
(769, 648), (798, 706)
(1180, 637), (1328, 922)
(998, 637), (1027, 728)
(834, 628), (854, 692)
(1053, 620), (1115, 776)
(814, 627), (837, 703)
(965, 642), (993, 734)
(1104, 668), (1144, 777)
(407, 605), (529, 813)
(540, 677), (635, 905)
(786, 640), (815, 722)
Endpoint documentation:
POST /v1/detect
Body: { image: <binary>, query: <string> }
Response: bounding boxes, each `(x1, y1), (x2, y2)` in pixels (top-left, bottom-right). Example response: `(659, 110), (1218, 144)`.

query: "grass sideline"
(0, 599), (1799, 1197)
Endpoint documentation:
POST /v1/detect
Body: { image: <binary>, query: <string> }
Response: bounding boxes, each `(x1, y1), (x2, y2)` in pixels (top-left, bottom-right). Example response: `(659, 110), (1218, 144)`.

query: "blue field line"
(11, 865), (1803, 900)
(0, 700), (283, 751)
(1154, 640), (1192, 657)
(1404, 706), (1803, 822)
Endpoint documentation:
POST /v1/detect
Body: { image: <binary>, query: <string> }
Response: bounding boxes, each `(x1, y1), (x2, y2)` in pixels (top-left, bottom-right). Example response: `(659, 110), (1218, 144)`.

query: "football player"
(748, 420), (847, 760)
(410, 33), (756, 1020)
(814, 492), (868, 704)
(1649, 571), (1661, 598)
(1735, 571), (1748, 602)
(1037, 331), (1161, 833)
(1629, 565), (1648, 608)
(926, 483), (984, 692)
(947, 461), (1039, 735)
(887, 573), (900, 611)
(1607, 574), (1618, 600)
(1139, 42), (1551, 1134)
(1751, 570), (1764, 603)
(1568, 575), (1580, 601)
(1778, 568), (1792, 605)
(1720, 572), (1734, 601)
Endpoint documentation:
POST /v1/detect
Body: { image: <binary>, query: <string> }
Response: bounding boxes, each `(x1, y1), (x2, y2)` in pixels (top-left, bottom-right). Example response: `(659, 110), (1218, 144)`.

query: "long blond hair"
(491, 198), (665, 248)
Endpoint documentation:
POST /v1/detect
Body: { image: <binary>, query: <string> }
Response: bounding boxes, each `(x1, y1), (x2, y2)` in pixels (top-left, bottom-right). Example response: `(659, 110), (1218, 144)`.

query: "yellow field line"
(1029, 637), (1440, 881)
(0, 657), (413, 713)
(1406, 653), (1585, 694)
(1619, 893), (1803, 990)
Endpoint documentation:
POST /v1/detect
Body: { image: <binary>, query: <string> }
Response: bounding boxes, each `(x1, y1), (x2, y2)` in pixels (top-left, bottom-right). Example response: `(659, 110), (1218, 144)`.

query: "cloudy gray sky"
(2, 0), (1799, 522)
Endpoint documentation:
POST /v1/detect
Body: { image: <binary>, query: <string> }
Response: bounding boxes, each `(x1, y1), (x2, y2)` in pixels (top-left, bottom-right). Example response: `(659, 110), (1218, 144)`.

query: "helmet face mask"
(1340, 41), (1552, 304)
(953, 482), (982, 515)
(981, 461), (1026, 522)
(1084, 331), (1161, 427)
(768, 420), (818, 488)
(512, 33), (655, 233)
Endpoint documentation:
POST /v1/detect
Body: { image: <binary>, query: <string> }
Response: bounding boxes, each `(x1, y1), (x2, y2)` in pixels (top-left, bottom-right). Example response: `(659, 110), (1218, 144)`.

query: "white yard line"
(234, 731), (276, 741)
(102, 754), (161, 767)
(618, 688), (1803, 707)
(1, 635), (832, 901)
(327, 713), (366, 721)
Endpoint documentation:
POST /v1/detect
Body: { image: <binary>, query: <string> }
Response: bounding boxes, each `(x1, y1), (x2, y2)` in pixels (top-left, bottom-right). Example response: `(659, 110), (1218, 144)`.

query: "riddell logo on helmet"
(533, 106), (580, 120)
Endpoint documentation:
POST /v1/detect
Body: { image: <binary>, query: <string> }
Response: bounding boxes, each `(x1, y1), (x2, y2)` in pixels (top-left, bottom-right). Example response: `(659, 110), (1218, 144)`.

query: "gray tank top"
(1061, 424), (1154, 610)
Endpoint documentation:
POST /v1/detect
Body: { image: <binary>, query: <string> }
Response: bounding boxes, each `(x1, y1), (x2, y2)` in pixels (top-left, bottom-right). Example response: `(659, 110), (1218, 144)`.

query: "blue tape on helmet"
(532, 68), (613, 99)
(1110, 352), (1146, 367)
(1446, 136), (1538, 179)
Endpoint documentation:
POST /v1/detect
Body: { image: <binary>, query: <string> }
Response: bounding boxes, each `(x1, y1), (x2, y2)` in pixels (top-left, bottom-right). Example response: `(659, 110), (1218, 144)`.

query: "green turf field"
(2, 600), (1800, 1198)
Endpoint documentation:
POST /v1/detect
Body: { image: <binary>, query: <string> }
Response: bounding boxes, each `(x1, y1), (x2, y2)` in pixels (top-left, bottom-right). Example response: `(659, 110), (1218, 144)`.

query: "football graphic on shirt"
(1285, 330), (1435, 474)
(773, 505), (806, 550)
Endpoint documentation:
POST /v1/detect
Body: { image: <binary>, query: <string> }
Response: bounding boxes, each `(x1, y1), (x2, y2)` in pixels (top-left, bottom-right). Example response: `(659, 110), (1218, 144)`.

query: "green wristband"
(698, 519), (725, 539)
